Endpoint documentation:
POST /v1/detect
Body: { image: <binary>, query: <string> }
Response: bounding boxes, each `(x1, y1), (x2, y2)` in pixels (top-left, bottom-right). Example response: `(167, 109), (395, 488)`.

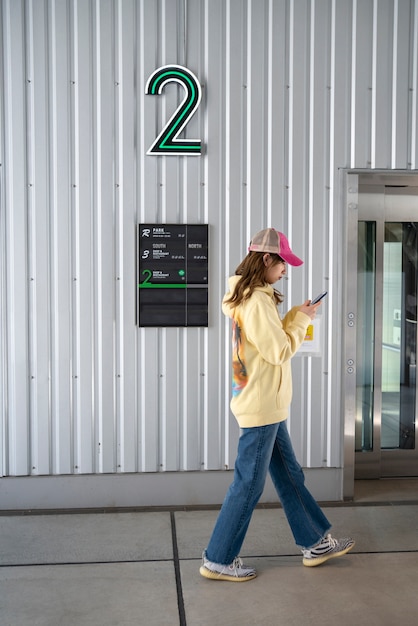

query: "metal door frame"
(343, 170), (418, 497)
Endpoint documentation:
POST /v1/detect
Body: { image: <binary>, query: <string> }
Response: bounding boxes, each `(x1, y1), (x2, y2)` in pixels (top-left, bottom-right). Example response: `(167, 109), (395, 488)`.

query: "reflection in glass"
(356, 222), (376, 452)
(382, 223), (417, 450)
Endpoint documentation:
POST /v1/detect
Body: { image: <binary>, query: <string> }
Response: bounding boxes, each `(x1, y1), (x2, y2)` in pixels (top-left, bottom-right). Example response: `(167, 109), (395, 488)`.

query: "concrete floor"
(0, 479), (417, 626)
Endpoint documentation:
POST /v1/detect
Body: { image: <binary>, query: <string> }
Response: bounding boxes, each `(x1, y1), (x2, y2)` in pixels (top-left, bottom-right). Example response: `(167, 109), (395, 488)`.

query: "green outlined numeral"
(141, 269), (152, 285)
(145, 65), (202, 156)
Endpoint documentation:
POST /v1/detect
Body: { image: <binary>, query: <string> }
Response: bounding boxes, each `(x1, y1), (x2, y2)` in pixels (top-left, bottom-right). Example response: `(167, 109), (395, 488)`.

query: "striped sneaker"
(302, 534), (355, 567)
(199, 551), (257, 582)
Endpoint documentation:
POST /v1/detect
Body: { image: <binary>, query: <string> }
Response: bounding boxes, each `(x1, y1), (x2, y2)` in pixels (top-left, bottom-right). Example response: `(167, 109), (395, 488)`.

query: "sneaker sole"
(199, 565), (257, 582)
(302, 541), (355, 567)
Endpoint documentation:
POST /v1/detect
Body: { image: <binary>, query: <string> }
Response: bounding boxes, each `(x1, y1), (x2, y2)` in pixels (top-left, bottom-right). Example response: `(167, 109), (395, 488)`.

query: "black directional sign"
(137, 224), (208, 326)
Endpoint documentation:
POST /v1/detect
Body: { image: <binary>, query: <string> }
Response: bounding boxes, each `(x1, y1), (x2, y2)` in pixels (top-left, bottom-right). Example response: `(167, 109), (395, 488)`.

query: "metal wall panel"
(1, 0), (418, 492)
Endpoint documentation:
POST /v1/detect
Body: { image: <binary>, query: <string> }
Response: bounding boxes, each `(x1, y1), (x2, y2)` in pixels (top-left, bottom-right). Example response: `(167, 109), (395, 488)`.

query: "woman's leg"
(206, 423), (279, 564)
(268, 421), (331, 548)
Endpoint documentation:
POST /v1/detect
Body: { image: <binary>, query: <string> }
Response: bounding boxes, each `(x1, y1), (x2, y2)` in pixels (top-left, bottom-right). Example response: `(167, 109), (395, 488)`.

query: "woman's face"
(263, 254), (287, 284)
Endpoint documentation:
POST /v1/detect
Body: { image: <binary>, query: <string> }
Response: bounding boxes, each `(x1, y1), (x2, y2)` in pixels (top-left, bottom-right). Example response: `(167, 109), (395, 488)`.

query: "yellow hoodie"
(222, 275), (311, 428)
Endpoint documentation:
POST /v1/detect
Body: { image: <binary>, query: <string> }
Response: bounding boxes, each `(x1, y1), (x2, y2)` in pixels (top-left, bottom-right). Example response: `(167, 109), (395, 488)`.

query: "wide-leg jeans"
(205, 421), (331, 565)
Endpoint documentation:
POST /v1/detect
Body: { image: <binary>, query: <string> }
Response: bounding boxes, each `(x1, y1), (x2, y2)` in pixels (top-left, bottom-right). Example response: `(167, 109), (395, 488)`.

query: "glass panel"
(356, 222), (376, 452)
(381, 223), (417, 450)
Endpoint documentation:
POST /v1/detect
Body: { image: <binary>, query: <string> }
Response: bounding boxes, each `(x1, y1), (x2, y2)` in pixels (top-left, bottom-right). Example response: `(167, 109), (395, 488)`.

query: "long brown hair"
(225, 251), (284, 308)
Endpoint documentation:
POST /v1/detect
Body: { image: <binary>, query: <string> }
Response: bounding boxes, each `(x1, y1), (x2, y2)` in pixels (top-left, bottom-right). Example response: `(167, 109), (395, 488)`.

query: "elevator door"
(354, 177), (418, 478)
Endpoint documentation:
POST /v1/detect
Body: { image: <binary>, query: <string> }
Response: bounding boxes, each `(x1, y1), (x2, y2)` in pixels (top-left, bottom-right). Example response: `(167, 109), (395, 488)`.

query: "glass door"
(353, 178), (418, 478)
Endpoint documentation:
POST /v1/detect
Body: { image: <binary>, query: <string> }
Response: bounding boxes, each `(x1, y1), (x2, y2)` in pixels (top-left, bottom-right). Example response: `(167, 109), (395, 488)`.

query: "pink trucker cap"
(248, 228), (303, 266)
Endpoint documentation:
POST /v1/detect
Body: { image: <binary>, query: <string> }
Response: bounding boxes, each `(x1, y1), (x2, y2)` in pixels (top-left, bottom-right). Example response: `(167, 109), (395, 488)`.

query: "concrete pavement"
(1, 479), (417, 626)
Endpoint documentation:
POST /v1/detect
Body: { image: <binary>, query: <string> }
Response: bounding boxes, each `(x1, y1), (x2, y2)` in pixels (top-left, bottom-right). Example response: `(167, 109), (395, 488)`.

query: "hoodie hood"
(222, 275), (274, 318)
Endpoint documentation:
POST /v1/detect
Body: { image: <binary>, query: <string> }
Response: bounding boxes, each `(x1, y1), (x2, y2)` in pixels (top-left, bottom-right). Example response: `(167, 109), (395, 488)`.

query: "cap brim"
(280, 251), (304, 266)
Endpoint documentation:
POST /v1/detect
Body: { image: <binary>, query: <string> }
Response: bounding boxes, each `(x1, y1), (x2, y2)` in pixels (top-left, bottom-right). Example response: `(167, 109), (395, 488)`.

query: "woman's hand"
(299, 299), (322, 320)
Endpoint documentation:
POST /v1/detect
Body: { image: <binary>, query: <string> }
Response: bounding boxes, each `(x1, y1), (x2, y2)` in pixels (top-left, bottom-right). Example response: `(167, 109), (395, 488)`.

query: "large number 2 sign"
(145, 65), (202, 156)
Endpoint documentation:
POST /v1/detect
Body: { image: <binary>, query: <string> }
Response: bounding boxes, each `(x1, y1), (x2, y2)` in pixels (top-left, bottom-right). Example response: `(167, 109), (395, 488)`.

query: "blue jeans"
(205, 421), (331, 565)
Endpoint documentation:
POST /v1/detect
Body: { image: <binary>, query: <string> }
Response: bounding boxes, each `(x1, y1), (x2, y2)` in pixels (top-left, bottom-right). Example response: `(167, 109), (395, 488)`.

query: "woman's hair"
(225, 251), (284, 307)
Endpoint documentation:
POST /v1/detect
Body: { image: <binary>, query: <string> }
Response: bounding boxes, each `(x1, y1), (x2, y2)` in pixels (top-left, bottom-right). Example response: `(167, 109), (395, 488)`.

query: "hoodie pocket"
(276, 362), (292, 409)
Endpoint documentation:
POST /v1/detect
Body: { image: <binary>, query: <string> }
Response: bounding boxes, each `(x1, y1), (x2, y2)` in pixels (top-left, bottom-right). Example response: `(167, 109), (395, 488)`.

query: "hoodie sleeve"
(282, 305), (306, 327)
(243, 293), (310, 365)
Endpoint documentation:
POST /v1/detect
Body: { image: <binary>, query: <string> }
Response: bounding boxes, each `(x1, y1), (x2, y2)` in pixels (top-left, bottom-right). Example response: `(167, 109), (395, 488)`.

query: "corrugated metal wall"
(1, 0), (418, 490)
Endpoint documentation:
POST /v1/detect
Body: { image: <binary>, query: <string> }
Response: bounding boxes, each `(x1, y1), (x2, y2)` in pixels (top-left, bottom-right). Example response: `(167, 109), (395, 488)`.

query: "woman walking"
(200, 228), (354, 582)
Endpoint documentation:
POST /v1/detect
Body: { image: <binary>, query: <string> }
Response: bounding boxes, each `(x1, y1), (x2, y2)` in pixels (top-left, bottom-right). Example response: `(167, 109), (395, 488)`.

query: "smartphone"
(310, 291), (328, 305)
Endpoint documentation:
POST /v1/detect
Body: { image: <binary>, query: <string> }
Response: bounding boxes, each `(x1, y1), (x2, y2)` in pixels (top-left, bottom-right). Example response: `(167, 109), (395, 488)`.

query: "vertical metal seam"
(132, 0), (138, 474)
(202, 0), (209, 469)
(183, 0), (187, 66)
(203, 321), (210, 467)
(88, 0), (96, 475)
(286, 0), (295, 435)
(222, 0), (232, 471)
(115, 0), (124, 473)
(139, 328), (146, 472)
(137, 0), (146, 473)
(2, 0), (13, 477)
(410, 0), (418, 168)
(245, 0), (251, 241)
(391, 0), (399, 168)
(159, 0), (166, 224)
(241, 1), (248, 249)
(219, 6), (228, 469)
(326, 0), (337, 467)
(308, 0), (314, 299)
(176, 325), (181, 472)
(201, 0), (211, 463)
(48, 0), (58, 474)
(25, 0), (35, 475)
(160, 328), (167, 471)
(266, 0), (273, 224)
(71, 0), (81, 474)
(287, 0), (294, 285)
(158, 0), (166, 471)
(69, 0), (77, 475)
(21, 0), (30, 475)
(0, 0), (7, 476)
(282, 0), (290, 255)
(180, 329), (187, 470)
(371, 0), (378, 168)
(306, 0), (315, 466)
(350, 0), (357, 168)
(93, 0), (102, 472)
(136, 0), (143, 473)
(179, 0), (186, 470)
(111, 0), (117, 475)
(45, 0), (53, 475)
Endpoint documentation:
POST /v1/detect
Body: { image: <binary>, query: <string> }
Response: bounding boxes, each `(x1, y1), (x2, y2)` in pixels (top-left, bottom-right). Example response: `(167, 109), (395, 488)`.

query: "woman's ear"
(263, 253), (271, 267)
